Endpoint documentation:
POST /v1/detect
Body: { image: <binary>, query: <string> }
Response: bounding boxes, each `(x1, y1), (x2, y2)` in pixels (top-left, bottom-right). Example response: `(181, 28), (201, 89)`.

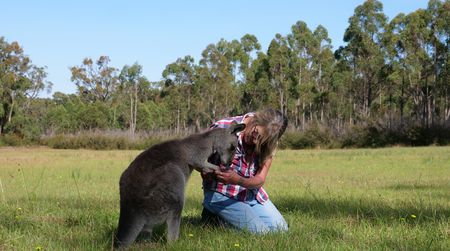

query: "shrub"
(280, 126), (335, 149)
(0, 134), (30, 146)
(40, 131), (165, 150)
(401, 125), (450, 146)
(340, 125), (389, 148)
(280, 132), (314, 149)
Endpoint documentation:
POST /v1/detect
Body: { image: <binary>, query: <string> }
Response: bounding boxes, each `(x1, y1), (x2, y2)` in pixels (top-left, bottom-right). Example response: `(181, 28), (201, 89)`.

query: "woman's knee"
(248, 219), (287, 234)
(268, 219), (288, 232)
(255, 200), (288, 232)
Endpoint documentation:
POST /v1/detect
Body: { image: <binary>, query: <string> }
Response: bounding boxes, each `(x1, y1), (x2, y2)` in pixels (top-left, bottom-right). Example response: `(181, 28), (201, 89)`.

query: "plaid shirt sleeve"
(209, 115), (245, 129)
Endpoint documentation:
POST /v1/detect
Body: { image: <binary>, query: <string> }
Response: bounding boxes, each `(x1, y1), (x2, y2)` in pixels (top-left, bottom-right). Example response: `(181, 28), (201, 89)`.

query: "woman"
(202, 108), (288, 233)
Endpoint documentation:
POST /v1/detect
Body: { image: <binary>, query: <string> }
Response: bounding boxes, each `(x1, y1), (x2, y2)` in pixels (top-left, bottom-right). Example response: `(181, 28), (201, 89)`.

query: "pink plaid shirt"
(203, 113), (269, 204)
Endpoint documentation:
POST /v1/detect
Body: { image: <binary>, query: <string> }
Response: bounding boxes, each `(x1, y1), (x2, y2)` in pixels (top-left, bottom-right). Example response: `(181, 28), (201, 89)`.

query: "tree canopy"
(1, 0), (449, 148)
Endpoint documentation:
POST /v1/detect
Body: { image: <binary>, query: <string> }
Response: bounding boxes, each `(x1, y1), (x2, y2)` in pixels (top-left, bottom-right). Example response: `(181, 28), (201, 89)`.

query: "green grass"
(0, 146), (449, 250)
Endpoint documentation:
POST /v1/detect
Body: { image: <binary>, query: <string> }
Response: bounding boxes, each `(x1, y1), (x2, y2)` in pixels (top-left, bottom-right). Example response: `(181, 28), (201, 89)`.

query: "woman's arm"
(214, 157), (273, 189)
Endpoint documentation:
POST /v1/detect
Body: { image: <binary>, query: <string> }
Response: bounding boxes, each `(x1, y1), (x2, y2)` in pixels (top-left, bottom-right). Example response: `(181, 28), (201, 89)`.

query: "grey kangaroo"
(114, 122), (245, 248)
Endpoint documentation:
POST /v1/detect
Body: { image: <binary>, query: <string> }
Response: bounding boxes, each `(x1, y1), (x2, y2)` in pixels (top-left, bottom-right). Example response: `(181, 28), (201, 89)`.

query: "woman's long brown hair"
(245, 108), (288, 164)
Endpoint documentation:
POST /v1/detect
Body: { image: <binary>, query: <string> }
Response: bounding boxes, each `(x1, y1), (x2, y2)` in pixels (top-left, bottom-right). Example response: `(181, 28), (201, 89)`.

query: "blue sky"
(1, 0), (429, 97)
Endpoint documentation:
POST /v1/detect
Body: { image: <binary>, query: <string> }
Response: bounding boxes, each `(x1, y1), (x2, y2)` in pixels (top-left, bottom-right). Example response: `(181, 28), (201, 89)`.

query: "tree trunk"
(302, 102), (305, 131)
(7, 93), (14, 124)
(337, 115), (341, 133)
(297, 64), (302, 129)
(367, 78), (372, 117)
(388, 93), (392, 130)
(445, 94), (450, 123)
(320, 100), (324, 123)
(279, 88), (284, 116)
(295, 98), (300, 129)
(129, 92), (134, 134)
(425, 76), (430, 128)
(134, 84), (138, 133)
(176, 107), (180, 134)
(400, 75), (405, 127)
(0, 116), (4, 135)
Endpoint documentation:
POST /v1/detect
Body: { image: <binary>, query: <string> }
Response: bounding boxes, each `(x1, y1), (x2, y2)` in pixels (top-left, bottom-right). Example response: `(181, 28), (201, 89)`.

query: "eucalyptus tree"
(45, 92), (82, 133)
(384, 10), (431, 127)
(219, 39), (244, 85)
(239, 34), (261, 77)
(310, 25), (335, 124)
(216, 37), (263, 114)
(287, 21), (314, 128)
(70, 56), (118, 103)
(119, 63), (148, 134)
(0, 37), (51, 135)
(268, 33), (292, 116)
(69, 56), (119, 131)
(330, 48), (355, 130)
(241, 51), (276, 112)
(383, 13), (407, 127)
(198, 41), (236, 123)
(436, 0), (450, 123)
(426, 0), (450, 125)
(238, 34), (267, 113)
(341, 0), (388, 118)
(162, 56), (197, 132)
(388, 9), (434, 127)
(410, 2), (442, 127)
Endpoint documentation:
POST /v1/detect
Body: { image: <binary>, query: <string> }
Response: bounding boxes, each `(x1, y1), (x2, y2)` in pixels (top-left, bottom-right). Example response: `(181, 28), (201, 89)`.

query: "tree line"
(1, 0), (449, 148)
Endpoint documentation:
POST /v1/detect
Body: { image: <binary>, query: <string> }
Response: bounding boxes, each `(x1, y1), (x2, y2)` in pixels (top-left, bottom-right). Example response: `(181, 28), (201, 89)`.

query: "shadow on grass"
(1, 196), (220, 249)
(3, 193), (449, 249)
(101, 223), (167, 250)
(273, 195), (450, 223)
(384, 183), (450, 191)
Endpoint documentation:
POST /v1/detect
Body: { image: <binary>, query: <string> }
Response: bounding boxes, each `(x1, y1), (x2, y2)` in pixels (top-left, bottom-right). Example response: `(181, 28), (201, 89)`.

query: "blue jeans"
(202, 190), (288, 233)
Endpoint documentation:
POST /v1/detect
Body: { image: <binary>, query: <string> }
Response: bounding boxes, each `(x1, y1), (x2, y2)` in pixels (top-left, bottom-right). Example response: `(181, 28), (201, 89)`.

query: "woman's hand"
(214, 170), (241, 185)
(212, 157), (272, 188)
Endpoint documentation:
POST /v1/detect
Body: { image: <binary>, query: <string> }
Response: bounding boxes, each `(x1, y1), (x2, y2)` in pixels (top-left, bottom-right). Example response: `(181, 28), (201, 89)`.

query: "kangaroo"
(114, 122), (245, 248)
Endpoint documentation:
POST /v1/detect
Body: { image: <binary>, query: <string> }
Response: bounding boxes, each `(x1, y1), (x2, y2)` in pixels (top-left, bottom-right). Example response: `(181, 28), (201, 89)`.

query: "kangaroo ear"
(229, 122), (246, 134)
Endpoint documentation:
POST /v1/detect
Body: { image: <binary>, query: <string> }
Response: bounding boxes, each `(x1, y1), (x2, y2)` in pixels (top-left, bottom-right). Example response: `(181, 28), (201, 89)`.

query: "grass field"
(0, 146), (449, 250)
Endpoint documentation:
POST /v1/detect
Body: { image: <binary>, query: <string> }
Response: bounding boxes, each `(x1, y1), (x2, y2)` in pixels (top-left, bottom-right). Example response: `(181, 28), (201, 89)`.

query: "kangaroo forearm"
(199, 162), (220, 172)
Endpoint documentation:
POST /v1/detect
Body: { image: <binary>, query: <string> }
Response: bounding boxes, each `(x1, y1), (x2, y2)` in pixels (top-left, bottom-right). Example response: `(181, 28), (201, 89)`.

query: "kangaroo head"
(214, 122), (246, 166)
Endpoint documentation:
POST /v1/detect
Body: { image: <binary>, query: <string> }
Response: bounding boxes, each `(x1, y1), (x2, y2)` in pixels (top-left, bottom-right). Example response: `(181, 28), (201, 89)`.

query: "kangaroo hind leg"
(114, 208), (145, 248)
(166, 208), (182, 242)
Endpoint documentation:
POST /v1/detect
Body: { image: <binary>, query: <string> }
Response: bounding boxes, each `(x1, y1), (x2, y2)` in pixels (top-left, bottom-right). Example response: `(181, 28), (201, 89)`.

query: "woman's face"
(245, 125), (266, 145)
